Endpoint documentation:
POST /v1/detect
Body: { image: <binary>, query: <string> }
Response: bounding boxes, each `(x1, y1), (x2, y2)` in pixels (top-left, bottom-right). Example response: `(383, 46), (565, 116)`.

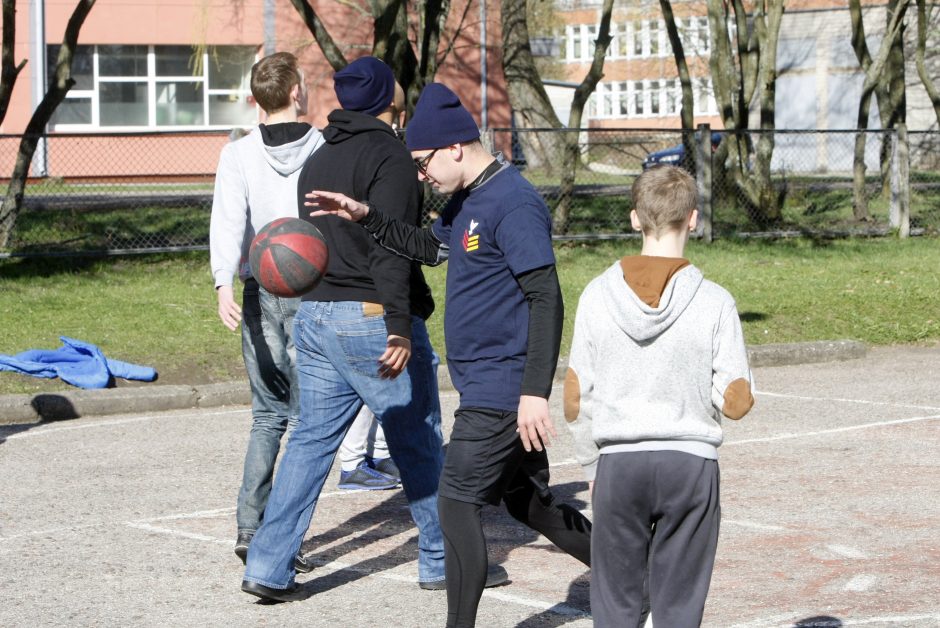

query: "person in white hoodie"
(209, 52), (324, 571)
(564, 165), (755, 628)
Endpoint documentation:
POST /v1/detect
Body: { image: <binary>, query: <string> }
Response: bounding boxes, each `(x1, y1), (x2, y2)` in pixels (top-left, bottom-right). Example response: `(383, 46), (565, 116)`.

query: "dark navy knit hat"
(333, 57), (395, 116)
(405, 83), (480, 150)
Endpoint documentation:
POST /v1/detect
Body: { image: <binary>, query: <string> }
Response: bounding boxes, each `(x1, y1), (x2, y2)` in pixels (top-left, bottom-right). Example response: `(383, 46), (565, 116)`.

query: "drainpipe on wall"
(29, 0), (48, 176)
(264, 0), (276, 56)
(480, 0), (487, 130)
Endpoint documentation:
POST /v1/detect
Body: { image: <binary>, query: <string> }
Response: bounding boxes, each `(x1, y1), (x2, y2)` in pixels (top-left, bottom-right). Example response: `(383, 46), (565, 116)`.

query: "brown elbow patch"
(723, 378), (754, 420)
(563, 369), (581, 423)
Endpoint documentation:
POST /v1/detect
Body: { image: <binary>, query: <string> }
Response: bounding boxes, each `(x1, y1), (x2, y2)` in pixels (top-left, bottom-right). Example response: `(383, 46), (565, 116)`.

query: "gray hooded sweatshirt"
(209, 125), (325, 288)
(564, 259), (753, 481)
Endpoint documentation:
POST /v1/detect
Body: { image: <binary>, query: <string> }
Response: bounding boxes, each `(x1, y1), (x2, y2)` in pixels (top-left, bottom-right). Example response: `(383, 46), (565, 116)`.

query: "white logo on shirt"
(469, 219), (479, 236)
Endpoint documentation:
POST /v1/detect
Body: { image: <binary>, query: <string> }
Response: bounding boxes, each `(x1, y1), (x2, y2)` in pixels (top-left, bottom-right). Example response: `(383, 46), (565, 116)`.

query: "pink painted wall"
(2, 0), (510, 176)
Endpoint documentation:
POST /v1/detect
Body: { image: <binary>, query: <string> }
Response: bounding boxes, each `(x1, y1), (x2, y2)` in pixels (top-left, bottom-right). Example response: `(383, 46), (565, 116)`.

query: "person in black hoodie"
(243, 57), (505, 603)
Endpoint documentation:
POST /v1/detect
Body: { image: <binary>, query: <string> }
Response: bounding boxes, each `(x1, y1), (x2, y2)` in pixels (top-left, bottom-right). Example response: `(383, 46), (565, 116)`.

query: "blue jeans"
(244, 301), (445, 588)
(236, 279), (300, 532)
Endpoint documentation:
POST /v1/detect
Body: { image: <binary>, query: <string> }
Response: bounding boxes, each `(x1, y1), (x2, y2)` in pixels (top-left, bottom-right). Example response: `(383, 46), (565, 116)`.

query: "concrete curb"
(0, 340), (867, 425)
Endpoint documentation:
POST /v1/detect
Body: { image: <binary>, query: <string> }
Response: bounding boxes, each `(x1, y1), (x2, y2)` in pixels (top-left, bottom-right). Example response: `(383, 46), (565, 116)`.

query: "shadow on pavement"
(0, 397), (82, 444)
(514, 574), (591, 628)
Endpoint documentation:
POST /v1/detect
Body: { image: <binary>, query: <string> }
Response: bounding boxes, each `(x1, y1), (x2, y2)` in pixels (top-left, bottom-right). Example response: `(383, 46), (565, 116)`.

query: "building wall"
(2, 0), (508, 175)
(552, 0), (939, 133)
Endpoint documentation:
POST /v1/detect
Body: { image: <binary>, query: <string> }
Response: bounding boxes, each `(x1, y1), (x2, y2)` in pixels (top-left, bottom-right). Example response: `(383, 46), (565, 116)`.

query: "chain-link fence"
(0, 132), (228, 256)
(488, 126), (939, 240)
(1, 127), (937, 257)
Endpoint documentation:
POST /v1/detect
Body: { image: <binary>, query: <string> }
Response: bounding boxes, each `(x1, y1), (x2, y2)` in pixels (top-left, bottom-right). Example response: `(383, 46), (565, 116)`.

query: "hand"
(378, 335), (411, 379)
(216, 285), (241, 332)
(305, 190), (370, 222)
(516, 395), (556, 452)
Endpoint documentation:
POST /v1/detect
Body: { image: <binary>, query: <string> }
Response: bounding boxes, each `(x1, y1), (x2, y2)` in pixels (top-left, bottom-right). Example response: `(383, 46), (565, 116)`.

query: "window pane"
(650, 81), (661, 114)
(209, 93), (256, 125)
(50, 97), (92, 125)
(47, 45), (94, 90)
(100, 82), (148, 125)
(667, 81), (678, 114)
(633, 22), (643, 56)
(99, 45), (148, 77)
(156, 45), (195, 77)
(634, 81), (645, 115)
(209, 47), (256, 90)
(156, 81), (204, 125)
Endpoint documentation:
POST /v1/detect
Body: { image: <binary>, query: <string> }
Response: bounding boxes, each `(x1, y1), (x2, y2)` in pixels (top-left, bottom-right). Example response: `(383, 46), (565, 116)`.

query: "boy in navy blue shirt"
(307, 83), (592, 628)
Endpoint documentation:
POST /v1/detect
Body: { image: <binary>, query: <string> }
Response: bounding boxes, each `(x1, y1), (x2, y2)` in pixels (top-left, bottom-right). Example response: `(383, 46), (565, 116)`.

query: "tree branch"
(0, 0), (28, 126)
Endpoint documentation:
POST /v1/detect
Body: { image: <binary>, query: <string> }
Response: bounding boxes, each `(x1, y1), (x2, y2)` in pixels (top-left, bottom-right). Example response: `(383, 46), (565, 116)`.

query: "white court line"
(725, 414), (940, 447)
(126, 522), (230, 545)
(0, 521), (104, 543)
(723, 519), (787, 532)
(123, 520), (590, 619)
(3, 388), (467, 441)
(1, 408), (247, 441)
(843, 574), (877, 592)
(826, 544), (868, 559)
(756, 390), (940, 412)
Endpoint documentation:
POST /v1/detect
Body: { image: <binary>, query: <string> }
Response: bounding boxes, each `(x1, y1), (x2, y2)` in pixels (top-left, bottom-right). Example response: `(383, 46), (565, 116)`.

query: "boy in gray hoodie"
(564, 165), (754, 627)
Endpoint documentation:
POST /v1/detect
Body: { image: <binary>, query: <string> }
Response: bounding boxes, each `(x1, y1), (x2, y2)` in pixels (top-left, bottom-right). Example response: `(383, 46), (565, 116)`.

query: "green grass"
(1, 238), (938, 395)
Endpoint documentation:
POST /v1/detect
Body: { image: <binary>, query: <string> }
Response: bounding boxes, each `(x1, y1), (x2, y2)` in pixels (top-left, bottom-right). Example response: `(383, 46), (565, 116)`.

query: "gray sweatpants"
(591, 450), (720, 628)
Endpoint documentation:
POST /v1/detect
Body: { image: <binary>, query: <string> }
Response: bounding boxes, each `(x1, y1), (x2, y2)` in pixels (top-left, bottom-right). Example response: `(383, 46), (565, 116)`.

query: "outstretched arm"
(306, 190), (449, 266)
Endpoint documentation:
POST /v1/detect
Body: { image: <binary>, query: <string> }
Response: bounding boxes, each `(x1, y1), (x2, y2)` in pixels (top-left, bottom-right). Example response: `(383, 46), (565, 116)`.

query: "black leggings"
(438, 470), (592, 628)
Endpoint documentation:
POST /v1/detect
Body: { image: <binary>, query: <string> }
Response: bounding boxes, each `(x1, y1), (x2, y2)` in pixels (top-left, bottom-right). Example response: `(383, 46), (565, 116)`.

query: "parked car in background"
(642, 132), (724, 171)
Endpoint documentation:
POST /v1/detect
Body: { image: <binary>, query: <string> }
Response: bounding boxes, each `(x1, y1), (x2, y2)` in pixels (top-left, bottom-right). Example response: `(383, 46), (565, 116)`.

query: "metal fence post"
(696, 123), (713, 243)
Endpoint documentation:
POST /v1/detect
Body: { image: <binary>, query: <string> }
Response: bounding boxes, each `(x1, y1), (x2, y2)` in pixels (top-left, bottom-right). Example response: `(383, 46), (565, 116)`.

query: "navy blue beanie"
(406, 83), (480, 150)
(333, 57), (395, 116)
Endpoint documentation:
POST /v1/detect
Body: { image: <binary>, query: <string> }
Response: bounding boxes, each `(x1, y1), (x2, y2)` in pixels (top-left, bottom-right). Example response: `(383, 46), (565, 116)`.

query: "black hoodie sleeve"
(361, 204), (450, 266)
(364, 154), (425, 340)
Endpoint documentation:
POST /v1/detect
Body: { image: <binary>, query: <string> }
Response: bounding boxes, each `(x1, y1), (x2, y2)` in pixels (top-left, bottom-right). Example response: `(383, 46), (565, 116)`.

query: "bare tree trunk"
(552, 0), (613, 234)
(0, 0), (28, 126)
(915, 0), (940, 127)
(849, 0), (908, 220)
(708, 0), (783, 227)
(877, 0), (908, 197)
(288, 0), (453, 114)
(0, 0), (96, 250)
(660, 0), (695, 170)
(754, 0), (785, 221)
(288, 0), (347, 71)
(500, 0), (565, 172)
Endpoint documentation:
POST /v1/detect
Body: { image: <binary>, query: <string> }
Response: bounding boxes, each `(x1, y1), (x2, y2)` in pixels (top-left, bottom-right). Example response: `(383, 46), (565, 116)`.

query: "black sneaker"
(293, 551), (315, 573)
(241, 579), (307, 603)
(234, 530), (254, 564)
(371, 457), (401, 483)
(419, 564), (510, 590)
(235, 530), (313, 573)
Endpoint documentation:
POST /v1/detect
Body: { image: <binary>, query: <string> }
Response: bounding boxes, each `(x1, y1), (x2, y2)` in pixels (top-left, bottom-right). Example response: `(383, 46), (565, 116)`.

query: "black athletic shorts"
(439, 406), (552, 506)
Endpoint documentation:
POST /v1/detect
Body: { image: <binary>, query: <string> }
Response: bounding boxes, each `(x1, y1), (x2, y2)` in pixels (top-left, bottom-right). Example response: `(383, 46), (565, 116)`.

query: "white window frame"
(49, 44), (257, 132)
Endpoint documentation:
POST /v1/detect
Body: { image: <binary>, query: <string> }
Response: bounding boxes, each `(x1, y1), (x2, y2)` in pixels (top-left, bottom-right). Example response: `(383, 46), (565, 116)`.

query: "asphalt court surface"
(1, 345), (938, 627)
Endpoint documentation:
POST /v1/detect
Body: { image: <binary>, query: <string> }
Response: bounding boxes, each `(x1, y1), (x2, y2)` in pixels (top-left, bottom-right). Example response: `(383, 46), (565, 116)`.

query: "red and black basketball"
(249, 218), (329, 298)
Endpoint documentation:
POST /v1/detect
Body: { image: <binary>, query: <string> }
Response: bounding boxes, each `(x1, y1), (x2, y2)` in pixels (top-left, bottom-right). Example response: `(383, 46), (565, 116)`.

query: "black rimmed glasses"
(414, 149), (438, 175)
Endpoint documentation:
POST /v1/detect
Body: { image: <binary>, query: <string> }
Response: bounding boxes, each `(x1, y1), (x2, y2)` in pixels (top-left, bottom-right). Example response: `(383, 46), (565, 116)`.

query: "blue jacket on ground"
(0, 337), (157, 389)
